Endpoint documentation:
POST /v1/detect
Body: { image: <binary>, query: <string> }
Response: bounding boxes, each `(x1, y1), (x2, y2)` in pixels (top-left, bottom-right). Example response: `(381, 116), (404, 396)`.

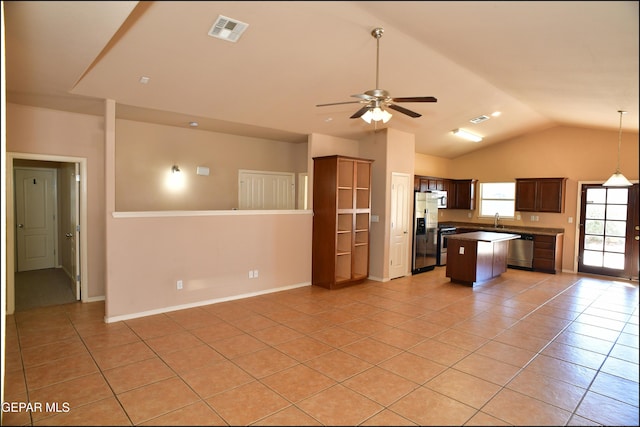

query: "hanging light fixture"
(603, 110), (632, 187)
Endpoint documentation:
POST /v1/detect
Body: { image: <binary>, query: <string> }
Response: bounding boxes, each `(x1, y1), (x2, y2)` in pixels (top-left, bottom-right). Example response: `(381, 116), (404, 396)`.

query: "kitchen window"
(479, 182), (515, 218)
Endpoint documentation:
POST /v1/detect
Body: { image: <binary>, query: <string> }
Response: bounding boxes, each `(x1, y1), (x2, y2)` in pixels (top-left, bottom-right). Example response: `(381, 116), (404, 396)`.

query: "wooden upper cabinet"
(448, 179), (476, 210)
(414, 175), (445, 192)
(515, 178), (567, 213)
(414, 175), (475, 209)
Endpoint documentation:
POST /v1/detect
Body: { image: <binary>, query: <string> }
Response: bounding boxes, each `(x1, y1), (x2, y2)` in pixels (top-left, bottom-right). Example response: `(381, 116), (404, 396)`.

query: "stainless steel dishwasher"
(507, 234), (534, 270)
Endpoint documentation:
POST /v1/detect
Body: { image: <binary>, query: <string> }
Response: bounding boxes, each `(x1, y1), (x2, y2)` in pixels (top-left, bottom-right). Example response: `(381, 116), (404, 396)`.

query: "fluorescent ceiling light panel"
(452, 129), (483, 142)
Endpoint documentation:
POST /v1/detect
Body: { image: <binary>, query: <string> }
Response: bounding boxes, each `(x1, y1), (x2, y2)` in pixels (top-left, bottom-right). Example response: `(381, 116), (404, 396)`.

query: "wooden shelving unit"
(312, 155), (373, 289)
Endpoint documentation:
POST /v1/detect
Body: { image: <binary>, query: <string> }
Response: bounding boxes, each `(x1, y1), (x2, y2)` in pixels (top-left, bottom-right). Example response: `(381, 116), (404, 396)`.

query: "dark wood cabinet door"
(516, 178), (566, 212)
(515, 179), (537, 211)
(451, 179), (475, 210)
(537, 179), (566, 212)
(420, 178), (429, 192)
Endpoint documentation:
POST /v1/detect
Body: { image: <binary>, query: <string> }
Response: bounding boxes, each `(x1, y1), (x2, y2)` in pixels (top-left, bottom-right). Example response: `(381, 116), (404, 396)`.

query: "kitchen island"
(446, 231), (520, 286)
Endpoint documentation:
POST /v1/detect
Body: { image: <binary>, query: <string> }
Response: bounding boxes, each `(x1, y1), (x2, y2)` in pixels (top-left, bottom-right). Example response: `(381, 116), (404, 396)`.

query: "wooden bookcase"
(312, 155), (373, 289)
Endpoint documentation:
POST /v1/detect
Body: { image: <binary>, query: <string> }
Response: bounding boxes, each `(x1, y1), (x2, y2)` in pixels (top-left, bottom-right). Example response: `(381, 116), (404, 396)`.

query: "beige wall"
(116, 119), (308, 211)
(360, 128), (416, 281)
(106, 211), (312, 321)
(7, 104), (106, 299)
(414, 152), (451, 178)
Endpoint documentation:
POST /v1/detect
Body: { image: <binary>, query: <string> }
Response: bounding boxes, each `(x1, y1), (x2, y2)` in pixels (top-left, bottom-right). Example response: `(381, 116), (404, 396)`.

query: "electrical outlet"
(254, 269), (259, 278)
(176, 280), (183, 290)
(248, 270), (254, 279)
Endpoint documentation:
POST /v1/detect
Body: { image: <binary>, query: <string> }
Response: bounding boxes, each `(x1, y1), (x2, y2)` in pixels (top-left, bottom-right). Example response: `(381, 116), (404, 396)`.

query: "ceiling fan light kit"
(362, 107), (392, 124)
(316, 27), (437, 125)
(603, 110), (632, 187)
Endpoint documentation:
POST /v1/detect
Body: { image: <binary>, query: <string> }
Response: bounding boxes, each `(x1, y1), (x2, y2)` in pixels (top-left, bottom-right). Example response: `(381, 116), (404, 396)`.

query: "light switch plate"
(459, 247), (465, 254)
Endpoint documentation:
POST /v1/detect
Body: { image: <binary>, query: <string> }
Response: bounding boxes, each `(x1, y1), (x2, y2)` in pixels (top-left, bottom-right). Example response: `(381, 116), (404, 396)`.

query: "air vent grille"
(208, 15), (249, 42)
(470, 115), (490, 124)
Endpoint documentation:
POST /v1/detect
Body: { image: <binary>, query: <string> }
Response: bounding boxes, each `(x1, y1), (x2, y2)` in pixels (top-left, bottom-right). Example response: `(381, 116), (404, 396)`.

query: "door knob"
(65, 233), (73, 239)
(635, 235), (639, 241)
(17, 224), (24, 228)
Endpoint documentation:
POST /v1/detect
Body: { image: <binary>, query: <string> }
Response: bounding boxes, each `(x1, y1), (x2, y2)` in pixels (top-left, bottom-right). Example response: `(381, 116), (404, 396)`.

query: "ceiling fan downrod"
(372, 27), (383, 90)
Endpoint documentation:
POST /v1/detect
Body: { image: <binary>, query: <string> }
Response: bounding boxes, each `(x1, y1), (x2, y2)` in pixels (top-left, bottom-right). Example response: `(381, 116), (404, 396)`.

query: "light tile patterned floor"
(2, 268), (638, 426)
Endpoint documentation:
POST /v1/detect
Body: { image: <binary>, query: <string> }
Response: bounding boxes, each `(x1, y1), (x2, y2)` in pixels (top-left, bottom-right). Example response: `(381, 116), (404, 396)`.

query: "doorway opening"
(6, 152), (89, 315)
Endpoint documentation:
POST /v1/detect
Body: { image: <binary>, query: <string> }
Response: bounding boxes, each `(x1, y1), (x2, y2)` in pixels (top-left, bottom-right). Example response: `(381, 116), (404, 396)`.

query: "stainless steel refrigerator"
(412, 191), (439, 274)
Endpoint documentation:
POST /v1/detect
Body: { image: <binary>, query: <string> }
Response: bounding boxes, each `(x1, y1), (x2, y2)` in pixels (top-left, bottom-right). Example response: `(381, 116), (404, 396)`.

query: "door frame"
(6, 152), (89, 315)
(574, 179), (639, 280)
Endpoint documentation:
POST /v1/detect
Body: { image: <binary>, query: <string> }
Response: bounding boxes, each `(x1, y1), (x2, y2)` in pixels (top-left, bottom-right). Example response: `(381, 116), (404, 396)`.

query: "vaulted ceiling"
(4, 1), (638, 158)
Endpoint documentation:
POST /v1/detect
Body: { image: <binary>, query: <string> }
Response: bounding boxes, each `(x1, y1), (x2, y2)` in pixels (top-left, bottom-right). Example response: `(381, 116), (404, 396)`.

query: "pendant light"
(603, 110), (632, 187)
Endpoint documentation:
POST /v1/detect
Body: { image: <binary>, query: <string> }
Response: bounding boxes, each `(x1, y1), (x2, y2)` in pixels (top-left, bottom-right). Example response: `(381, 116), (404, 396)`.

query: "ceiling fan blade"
(391, 96), (438, 103)
(387, 103), (422, 118)
(350, 106), (371, 119)
(316, 100), (363, 107)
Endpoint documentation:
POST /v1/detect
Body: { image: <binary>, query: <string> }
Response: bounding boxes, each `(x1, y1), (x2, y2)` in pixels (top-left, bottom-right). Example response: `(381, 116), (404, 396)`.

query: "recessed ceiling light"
(491, 111), (501, 117)
(139, 76), (150, 84)
(189, 121), (199, 127)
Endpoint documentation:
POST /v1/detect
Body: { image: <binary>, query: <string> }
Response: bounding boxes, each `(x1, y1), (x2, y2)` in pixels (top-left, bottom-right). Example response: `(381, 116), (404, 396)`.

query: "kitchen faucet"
(494, 212), (500, 228)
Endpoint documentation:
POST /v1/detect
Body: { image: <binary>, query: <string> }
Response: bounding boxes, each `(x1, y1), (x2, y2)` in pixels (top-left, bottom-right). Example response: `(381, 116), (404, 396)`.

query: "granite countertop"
(446, 231), (521, 242)
(441, 222), (564, 236)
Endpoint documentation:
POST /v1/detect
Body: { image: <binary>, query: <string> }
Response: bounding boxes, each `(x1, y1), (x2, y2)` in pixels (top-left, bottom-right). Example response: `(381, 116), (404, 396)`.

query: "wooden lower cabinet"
(533, 234), (563, 273)
(312, 155), (373, 289)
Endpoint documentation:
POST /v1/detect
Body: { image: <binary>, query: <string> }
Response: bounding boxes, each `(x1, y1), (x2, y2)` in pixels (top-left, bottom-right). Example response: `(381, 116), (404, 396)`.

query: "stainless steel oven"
(436, 226), (457, 266)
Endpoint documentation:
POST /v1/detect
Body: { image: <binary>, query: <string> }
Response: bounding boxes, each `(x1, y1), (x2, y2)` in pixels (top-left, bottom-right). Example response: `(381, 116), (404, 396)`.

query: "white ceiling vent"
(469, 115), (490, 124)
(208, 15), (249, 42)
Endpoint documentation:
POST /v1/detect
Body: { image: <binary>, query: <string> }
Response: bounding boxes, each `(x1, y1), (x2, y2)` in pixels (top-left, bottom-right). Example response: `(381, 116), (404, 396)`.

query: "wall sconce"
(452, 128), (483, 142)
(166, 165), (185, 191)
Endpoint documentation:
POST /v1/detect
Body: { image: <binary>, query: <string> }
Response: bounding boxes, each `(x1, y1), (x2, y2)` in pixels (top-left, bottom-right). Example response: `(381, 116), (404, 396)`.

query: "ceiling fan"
(316, 27), (437, 123)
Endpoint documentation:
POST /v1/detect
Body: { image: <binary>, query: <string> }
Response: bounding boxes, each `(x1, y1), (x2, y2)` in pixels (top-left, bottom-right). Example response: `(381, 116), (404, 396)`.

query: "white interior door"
(15, 167), (57, 271)
(238, 170), (295, 209)
(390, 173), (411, 279)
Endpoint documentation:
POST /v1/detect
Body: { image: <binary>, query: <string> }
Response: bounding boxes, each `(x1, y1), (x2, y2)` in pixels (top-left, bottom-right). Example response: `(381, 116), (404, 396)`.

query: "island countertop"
(446, 231), (521, 243)
(445, 231), (520, 286)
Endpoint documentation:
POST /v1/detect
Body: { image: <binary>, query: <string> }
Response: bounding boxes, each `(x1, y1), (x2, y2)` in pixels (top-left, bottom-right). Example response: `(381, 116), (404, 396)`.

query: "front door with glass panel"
(579, 183), (639, 280)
